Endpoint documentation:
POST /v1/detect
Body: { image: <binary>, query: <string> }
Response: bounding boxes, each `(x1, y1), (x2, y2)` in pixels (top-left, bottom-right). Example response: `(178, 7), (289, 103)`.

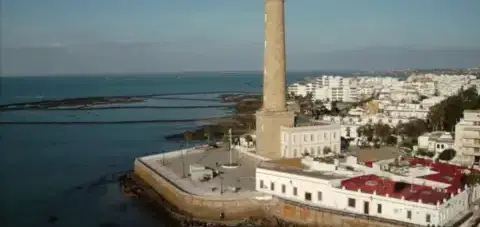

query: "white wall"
(281, 125), (341, 158)
(256, 167), (468, 226)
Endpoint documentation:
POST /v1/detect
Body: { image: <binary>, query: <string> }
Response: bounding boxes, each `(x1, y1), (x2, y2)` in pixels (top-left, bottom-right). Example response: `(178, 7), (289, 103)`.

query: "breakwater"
(1, 105), (233, 111)
(0, 91), (255, 110)
(0, 116), (230, 125)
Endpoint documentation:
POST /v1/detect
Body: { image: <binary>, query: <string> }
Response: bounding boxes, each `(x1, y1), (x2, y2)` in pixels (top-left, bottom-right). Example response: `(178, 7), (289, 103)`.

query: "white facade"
(287, 75), (360, 102)
(280, 123), (341, 158)
(417, 132), (454, 154)
(455, 110), (480, 165)
(317, 114), (412, 144)
(383, 103), (429, 119)
(256, 157), (480, 226)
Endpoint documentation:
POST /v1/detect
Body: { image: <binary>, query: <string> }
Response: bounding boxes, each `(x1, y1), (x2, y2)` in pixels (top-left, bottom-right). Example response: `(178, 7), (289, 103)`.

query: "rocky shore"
(164, 93), (261, 143)
(118, 173), (309, 227)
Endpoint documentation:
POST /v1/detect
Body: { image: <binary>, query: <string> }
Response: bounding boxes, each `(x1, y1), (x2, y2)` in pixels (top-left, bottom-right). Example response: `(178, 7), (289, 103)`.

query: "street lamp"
(162, 150), (166, 165)
(220, 176), (224, 195)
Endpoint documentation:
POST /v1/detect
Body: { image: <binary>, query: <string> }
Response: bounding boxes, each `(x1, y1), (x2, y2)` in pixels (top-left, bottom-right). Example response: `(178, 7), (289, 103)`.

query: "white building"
(383, 103), (429, 119)
(288, 75), (360, 102)
(256, 155), (480, 226)
(455, 110), (480, 165)
(280, 121), (341, 158)
(317, 114), (412, 144)
(417, 132), (454, 154)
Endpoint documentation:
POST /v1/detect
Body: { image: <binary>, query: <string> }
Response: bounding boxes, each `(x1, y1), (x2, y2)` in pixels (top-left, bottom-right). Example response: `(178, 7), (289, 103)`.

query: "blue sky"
(2, 0), (480, 74)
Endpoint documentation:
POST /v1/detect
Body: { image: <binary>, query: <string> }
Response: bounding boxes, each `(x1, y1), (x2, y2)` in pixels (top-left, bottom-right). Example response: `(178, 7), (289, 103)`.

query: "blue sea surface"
(0, 73), (307, 227)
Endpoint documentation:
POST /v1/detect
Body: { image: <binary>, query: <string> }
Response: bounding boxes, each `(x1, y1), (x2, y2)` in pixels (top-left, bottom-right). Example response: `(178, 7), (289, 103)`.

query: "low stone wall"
(133, 159), (265, 221)
(269, 198), (414, 227)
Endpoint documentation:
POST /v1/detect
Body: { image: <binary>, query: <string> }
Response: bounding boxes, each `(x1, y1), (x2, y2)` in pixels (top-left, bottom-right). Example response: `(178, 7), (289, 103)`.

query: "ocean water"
(0, 73), (308, 227)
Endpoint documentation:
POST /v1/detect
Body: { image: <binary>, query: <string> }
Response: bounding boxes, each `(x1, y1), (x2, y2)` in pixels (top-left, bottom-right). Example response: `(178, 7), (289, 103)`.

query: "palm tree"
(245, 135), (253, 148)
(323, 147), (332, 155)
(184, 131), (193, 148)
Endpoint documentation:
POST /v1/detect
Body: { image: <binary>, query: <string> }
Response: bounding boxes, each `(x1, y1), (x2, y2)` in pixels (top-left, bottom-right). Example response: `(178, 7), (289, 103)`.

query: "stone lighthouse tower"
(255, 0), (295, 159)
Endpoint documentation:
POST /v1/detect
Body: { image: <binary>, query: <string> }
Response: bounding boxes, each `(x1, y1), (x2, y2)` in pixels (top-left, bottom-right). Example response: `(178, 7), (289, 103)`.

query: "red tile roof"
(408, 158), (471, 194)
(341, 174), (450, 205)
(340, 157), (480, 205)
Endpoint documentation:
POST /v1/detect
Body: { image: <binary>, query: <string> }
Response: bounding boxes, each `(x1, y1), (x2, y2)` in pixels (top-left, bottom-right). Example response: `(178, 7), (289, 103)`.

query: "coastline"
(164, 93), (261, 143)
(120, 173), (306, 227)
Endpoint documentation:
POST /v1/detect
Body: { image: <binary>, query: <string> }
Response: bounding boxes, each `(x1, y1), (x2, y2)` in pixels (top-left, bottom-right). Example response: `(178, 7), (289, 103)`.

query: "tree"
(396, 119), (428, 139)
(340, 137), (350, 151)
(438, 149), (456, 161)
(465, 172), (480, 186)
(427, 87), (480, 131)
(323, 147), (332, 155)
(244, 135), (253, 148)
(385, 135), (398, 146)
(373, 123), (392, 144)
(184, 131), (193, 148)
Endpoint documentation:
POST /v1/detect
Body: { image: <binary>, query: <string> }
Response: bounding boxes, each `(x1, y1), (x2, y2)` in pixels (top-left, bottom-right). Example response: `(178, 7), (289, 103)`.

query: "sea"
(0, 72), (318, 227)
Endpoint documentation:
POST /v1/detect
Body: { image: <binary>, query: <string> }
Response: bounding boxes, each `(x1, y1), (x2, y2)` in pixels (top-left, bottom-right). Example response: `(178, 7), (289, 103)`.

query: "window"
(260, 180), (264, 189)
(281, 184), (286, 193)
(293, 187), (298, 196)
(348, 198), (356, 208)
(324, 133), (327, 139)
(407, 210), (412, 219)
(317, 191), (323, 201)
(377, 204), (382, 214)
(270, 182), (275, 191)
(311, 134), (314, 141)
(333, 132), (336, 139)
(426, 214), (431, 223)
(293, 149), (298, 157)
(305, 192), (312, 201)
(304, 135), (307, 142)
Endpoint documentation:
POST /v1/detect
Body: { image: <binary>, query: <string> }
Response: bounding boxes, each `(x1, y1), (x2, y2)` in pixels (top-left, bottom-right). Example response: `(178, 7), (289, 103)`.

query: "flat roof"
(258, 159), (348, 180)
(350, 146), (403, 163)
(407, 157), (472, 194)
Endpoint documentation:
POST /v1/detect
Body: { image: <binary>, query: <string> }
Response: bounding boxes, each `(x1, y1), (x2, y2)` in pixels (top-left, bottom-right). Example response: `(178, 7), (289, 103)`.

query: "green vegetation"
(168, 94), (262, 143)
(438, 148), (456, 161)
(427, 86), (480, 131)
(465, 172), (480, 186)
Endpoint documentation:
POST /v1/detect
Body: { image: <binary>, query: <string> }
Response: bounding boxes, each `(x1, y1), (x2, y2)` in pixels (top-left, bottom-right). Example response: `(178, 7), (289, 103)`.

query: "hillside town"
(229, 72), (480, 226)
(129, 1), (480, 226)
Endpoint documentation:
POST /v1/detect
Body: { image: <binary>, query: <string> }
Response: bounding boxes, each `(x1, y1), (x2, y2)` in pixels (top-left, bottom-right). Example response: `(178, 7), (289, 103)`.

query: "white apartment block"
(384, 103), (429, 119)
(454, 110), (480, 165)
(417, 132), (454, 154)
(288, 75), (360, 102)
(280, 122), (341, 158)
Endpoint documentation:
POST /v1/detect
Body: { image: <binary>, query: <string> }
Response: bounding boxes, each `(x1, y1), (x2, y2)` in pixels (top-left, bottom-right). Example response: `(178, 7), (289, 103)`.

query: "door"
(364, 201), (369, 214)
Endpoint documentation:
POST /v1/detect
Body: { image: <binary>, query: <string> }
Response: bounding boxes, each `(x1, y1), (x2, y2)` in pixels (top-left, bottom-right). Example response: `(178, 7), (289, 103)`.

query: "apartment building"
(455, 110), (480, 165)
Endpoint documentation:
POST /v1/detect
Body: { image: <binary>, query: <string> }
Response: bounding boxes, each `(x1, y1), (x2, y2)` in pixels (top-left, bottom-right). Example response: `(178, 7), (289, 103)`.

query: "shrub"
(438, 149), (456, 161)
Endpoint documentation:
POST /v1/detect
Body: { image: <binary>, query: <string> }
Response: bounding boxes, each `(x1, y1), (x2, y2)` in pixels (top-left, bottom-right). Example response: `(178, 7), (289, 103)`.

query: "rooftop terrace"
(341, 174), (451, 205)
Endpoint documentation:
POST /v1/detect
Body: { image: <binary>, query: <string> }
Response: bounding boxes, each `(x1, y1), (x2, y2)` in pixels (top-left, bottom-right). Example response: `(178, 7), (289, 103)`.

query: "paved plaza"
(141, 146), (262, 198)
